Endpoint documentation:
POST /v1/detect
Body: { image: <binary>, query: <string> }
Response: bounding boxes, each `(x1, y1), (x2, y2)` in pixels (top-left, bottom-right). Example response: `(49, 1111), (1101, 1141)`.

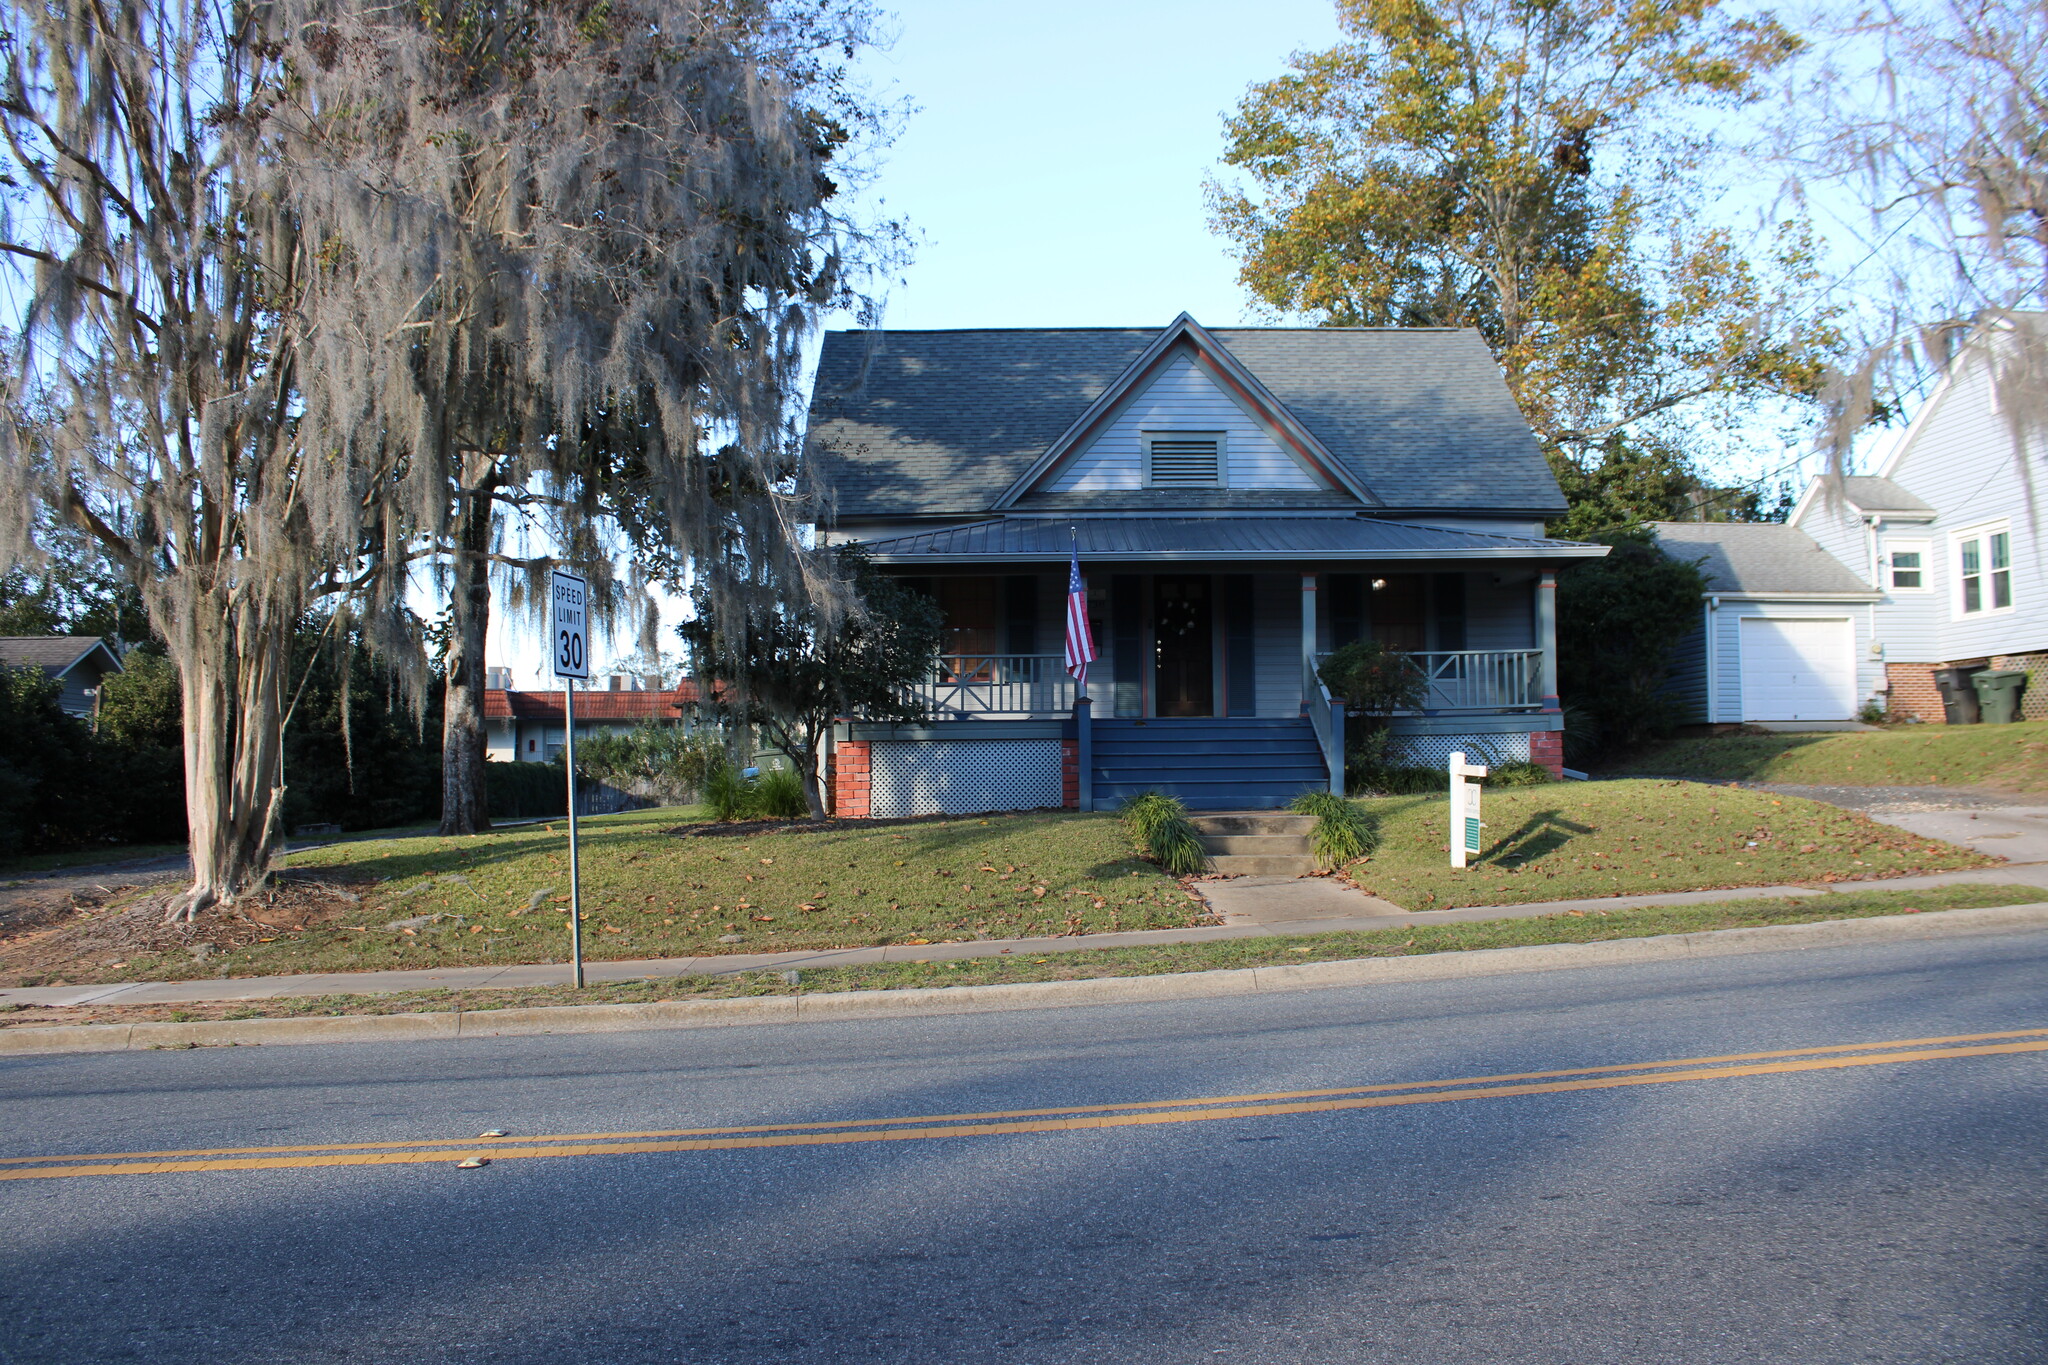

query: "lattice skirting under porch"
(869, 739), (1064, 818)
(1392, 732), (1532, 769)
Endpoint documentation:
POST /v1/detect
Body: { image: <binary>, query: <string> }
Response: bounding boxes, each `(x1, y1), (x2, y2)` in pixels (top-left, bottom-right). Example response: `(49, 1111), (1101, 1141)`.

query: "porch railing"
(901, 654), (1074, 718)
(1315, 649), (1545, 713)
(1411, 650), (1544, 712)
(1303, 652), (1345, 795)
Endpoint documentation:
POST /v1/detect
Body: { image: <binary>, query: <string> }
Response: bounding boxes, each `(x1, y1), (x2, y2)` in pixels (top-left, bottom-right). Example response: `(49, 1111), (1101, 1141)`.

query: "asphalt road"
(3, 933), (2046, 1365)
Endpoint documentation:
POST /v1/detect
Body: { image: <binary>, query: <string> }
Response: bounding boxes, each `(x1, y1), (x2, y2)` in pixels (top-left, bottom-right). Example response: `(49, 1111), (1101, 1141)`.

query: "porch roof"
(856, 516), (1607, 565)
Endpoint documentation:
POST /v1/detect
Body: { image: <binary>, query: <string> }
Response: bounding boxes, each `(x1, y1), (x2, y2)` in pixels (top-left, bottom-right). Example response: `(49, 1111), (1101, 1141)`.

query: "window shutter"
(1148, 435), (1221, 487)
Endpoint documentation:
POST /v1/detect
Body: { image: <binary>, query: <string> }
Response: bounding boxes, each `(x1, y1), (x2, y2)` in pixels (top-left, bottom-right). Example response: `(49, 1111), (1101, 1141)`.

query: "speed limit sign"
(550, 569), (590, 680)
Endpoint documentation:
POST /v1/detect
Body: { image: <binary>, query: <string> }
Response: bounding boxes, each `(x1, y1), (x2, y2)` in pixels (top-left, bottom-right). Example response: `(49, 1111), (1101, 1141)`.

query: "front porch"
(839, 571), (1569, 815)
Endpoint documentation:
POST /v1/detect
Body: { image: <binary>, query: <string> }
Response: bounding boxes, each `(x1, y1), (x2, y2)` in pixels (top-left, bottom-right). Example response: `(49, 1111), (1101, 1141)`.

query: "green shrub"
(576, 723), (722, 804)
(1289, 790), (1376, 866)
(1119, 791), (1209, 876)
(1318, 640), (1426, 715)
(702, 760), (810, 822)
(754, 765), (810, 819)
(704, 761), (755, 821)
(1344, 728), (1440, 795)
(1486, 761), (1555, 787)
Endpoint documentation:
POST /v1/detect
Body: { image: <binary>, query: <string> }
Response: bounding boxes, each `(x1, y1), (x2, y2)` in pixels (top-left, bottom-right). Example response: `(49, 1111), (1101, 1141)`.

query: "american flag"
(1064, 539), (1097, 685)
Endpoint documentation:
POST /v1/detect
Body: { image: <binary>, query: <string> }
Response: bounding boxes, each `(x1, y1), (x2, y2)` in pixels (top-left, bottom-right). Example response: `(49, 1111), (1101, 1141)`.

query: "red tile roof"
(484, 683), (702, 722)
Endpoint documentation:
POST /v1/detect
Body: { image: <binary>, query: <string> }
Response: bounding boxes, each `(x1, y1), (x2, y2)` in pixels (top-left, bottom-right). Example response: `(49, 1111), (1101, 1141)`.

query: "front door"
(1152, 575), (1214, 717)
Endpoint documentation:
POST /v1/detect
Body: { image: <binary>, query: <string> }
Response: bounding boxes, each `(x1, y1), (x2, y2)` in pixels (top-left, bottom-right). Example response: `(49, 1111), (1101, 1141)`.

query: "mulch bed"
(0, 874), (373, 988)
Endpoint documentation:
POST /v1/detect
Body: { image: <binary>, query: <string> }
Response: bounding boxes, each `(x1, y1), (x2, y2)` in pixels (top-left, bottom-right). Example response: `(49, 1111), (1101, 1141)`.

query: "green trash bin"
(1971, 669), (2029, 724)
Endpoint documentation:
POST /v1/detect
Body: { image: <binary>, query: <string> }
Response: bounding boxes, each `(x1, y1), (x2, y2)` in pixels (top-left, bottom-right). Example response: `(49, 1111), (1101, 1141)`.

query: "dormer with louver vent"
(1145, 431), (1224, 488)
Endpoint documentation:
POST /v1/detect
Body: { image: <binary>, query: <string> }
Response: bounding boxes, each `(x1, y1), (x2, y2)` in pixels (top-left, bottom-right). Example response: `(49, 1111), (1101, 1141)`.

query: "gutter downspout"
(1705, 596), (1720, 723)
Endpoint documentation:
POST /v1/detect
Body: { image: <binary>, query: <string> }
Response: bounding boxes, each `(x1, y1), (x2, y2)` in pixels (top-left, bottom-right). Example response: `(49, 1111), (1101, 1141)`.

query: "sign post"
(551, 569), (591, 987)
(1448, 750), (1487, 868)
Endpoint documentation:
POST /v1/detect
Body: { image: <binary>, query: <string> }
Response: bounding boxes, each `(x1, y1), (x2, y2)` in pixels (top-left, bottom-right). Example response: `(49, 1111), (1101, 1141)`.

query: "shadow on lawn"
(1479, 808), (1594, 866)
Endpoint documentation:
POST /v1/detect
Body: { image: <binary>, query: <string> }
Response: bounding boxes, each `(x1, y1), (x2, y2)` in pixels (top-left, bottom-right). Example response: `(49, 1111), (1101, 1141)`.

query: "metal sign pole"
(550, 567), (591, 989)
(565, 679), (583, 988)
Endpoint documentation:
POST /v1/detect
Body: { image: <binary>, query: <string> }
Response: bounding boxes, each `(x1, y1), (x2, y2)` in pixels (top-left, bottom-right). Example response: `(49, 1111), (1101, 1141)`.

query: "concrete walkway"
(6, 859), (2045, 1010)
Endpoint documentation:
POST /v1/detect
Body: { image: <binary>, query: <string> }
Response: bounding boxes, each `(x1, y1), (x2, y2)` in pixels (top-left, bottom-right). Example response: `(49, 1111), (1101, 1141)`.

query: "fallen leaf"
(979, 865), (997, 873)
(904, 937), (930, 945)
(478, 1129), (508, 1138)
(1032, 958), (1049, 963)
(1288, 947), (1312, 954)
(455, 1157), (489, 1169)
(759, 858), (774, 865)
(469, 925), (485, 934)
(1564, 909), (1586, 917)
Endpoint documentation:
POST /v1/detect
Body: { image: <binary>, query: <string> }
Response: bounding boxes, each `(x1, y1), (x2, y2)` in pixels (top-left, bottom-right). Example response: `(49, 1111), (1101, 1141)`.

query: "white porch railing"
(1313, 649), (1545, 713)
(1303, 652), (1345, 794)
(1410, 650), (1544, 712)
(902, 654), (1074, 717)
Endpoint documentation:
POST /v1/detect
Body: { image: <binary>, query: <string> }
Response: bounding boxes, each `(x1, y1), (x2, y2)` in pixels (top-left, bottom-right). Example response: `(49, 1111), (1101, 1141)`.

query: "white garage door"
(1739, 617), (1855, 721)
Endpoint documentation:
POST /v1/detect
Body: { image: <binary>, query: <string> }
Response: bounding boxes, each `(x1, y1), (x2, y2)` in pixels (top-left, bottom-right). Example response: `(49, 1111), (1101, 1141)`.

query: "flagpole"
(1070, 526), (1087, 703)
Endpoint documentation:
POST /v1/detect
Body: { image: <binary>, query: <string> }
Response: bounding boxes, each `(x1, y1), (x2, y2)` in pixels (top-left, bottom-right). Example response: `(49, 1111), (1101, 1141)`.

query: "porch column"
(1300, 572), (1318, 690)
(1536, 570), (1559, 706)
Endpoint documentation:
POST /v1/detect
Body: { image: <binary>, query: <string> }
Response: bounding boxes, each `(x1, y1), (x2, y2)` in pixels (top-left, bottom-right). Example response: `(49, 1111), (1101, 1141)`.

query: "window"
(1955, 523), (2014, 616)
(1144, 431), (1224, 487)
(1884, 540), (1929, 592)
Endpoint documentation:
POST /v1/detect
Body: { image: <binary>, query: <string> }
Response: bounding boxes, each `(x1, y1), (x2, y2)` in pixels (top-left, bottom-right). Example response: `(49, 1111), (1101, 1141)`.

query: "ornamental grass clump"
(1290, 790), (1377, 867)
(1120, 792), (1210, 876)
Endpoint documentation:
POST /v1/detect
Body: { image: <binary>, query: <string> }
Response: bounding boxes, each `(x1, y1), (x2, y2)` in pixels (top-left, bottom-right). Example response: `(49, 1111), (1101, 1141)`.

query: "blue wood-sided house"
(806, 314), (1607, 815)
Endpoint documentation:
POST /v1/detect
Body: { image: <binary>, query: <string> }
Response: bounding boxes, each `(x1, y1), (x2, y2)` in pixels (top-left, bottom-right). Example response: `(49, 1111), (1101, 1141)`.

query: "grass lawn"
(3, 806), (1198, 987)
(7, 882), (2034, 1029)
(1339, 779), (2000, 911)
(1615, 721), (2048, 791)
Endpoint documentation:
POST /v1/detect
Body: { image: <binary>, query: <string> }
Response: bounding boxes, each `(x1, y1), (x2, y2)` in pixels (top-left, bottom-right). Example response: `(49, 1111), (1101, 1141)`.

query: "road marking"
(4, 1030), (2042, 1182)
(7, 1027), (2042, 1167)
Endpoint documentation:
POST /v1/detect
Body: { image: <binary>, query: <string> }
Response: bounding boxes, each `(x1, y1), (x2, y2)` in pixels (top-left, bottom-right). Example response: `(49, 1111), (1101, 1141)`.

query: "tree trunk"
(439, 486), (496, 835)
(168, 596), (289, 920)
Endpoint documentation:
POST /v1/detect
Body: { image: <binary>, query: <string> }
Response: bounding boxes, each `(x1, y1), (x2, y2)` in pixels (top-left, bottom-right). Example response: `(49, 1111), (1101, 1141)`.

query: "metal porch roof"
(854, 517), (1607, 564)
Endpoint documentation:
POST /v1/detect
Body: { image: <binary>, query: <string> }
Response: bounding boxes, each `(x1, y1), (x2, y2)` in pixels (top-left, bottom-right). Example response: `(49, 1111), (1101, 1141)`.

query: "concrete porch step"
(1209, 853), (1317, 876)
(1199, 833), (1313, 856)
(1189, 813), (1316, 837)
(1190, 811), (1315, 876)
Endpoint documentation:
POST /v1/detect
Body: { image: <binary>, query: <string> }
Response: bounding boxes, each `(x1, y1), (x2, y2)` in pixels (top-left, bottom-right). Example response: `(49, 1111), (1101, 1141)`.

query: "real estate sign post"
(1448, 751), (1487, 869)
(551, 569), (591, 987)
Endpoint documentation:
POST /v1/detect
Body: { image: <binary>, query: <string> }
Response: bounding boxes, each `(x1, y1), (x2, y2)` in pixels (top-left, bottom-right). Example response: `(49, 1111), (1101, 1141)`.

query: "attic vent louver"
(1146, 433), (1223, 488)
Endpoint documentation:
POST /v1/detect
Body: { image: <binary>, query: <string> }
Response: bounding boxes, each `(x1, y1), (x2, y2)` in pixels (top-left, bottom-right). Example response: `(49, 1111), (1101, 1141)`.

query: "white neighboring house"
(1787, 321), (2046, 723)
(0, 636), (124, 719)
(1652, 523), (1885, 724)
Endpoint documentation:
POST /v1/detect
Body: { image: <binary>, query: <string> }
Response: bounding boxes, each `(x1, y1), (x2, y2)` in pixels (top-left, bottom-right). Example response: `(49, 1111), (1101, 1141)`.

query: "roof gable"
(994, 314), (1369, 506)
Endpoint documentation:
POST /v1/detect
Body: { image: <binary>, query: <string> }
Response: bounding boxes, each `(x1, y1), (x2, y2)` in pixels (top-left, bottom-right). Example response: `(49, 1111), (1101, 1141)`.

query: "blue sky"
(840, 0), (1345, 331)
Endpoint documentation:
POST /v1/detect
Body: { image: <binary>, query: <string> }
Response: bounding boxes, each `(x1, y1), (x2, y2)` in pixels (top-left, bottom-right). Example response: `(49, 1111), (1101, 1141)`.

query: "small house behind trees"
(0, 637), (124, 720)
(483, 669), (707, 762)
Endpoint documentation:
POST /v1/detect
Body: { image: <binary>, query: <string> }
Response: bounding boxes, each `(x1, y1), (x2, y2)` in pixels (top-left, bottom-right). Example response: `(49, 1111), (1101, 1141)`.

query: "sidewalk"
(6, 861), (2044, 1010)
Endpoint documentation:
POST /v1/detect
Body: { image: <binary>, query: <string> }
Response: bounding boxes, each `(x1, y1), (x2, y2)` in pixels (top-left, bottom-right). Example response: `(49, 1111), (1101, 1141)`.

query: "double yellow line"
(6, 1028), (2044, 1182)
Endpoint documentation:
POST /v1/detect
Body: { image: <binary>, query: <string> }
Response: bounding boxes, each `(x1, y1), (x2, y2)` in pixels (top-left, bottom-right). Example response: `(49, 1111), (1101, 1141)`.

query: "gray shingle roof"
(858, 517), (1606, 564)
(1650, 523), (1877, 595)
(1839, 476), (1934, 514)
(0, 636), (121, 676)
(806, 327), (1565, 519)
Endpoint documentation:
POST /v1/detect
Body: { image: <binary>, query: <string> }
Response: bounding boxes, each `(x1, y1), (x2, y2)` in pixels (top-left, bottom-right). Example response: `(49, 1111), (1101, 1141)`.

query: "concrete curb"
(5, 902), (2045, 1056)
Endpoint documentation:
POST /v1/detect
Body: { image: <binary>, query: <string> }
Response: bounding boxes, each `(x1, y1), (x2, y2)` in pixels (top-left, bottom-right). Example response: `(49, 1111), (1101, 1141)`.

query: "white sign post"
(1448, 750), (1487, 869)
(551, 570), (591, 987)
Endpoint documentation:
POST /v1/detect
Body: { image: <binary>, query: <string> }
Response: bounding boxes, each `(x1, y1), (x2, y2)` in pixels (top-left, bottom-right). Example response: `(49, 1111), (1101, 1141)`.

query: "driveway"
(1728, 783), (2048, 866)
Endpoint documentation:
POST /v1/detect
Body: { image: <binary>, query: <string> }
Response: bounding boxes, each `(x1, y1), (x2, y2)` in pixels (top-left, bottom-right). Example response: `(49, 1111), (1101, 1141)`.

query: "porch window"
(1144, 432), (1224, 488)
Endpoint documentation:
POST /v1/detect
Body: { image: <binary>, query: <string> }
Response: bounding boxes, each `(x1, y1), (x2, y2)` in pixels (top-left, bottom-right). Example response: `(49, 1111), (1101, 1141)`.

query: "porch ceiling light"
(1370, 578), (1388, 590)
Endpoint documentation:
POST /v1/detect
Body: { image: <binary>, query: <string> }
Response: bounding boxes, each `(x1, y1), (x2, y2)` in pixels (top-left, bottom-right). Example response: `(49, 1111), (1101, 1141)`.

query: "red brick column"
(833, 740), (871, 818)
(1061, 739), (1080, 809)
(1885, 663), (1945, 723)
(1529, 730), (1564, 777)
